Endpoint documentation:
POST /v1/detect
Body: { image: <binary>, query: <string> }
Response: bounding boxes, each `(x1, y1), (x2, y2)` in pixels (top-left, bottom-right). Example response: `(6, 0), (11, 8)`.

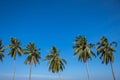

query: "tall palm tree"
(96, 36), (117, 80)
(45, 46), (67, 80)
(24, 42), (41, 80)
(8, 37), (22, 80)
(0, 40), (5, 62)
(73, 35), (96, 80)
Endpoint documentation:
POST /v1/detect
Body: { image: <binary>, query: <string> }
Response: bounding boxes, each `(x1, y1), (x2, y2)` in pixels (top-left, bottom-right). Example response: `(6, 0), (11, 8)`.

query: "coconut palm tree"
(45, 46), (67, 80)
(24, 42), (41, 80)
(8, 37), (22, 80)
(96, 36), (117, 80)
(73, 35), (96, 80)
(0, 40), (5, 62)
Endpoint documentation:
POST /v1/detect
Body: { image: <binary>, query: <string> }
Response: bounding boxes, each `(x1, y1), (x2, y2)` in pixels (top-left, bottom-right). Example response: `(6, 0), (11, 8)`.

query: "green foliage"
(8, 37), (22, 59)
(73, 35), (96, 62)
(0, 40), (5, 61)
(24, 42), (41, 66)
(45, 46), (67, 73)
(96, 36), (117, 65)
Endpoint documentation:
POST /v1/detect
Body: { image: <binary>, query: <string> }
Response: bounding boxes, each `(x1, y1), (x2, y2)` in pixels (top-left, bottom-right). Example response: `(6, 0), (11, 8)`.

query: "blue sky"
(0, 0), (120, 80)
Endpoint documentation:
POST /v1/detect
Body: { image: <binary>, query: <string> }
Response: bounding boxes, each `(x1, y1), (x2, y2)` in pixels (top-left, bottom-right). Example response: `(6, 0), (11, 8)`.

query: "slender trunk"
(58, 72), (62, 80)
(86, 60), (90, 80)
(110, 62), (116, 80)
(12, 58), (16, 80)
(29, 57), (33, 80)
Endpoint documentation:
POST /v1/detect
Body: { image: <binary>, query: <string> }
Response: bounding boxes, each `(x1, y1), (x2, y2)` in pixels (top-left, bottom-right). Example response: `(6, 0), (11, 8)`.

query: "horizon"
(0, 0), (120, 80)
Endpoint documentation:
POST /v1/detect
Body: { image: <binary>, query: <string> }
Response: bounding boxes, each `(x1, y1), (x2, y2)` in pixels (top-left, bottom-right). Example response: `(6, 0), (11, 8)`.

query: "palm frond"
(73, 35), (95, 63)
(24, 42), (41, 66)
(110, 42), (117, 47)
(8, 37), (22, 59)
(0, 39), (5, 62)
(96, 36), (117, 65)
(45, 46), (66, 73)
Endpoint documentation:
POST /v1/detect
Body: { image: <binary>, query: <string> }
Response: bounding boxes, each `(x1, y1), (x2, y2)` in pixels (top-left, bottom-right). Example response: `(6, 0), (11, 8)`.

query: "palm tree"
(73, 35), (96, 80)
(45, 46), (67, 80)
(24, 42), (41, 80)
(96, 36), (117, 80)
(8, 37), (22, 80)
(0, 40), (5, 62)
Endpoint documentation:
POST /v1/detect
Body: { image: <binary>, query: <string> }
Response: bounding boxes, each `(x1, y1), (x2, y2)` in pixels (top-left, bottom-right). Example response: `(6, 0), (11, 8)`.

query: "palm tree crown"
(24, 42), (41, 65)
(45, 46), (67, 73)
(96, 36), (117, 64)
(24, 42), (41, 80)
(8, 37), (22, 58)
(8, 37), (22, 80)
(73, 35), (96, 62)
(73, 35), (96, 80)
(0, 40), (5, 61)
(96, 36), (117, 80)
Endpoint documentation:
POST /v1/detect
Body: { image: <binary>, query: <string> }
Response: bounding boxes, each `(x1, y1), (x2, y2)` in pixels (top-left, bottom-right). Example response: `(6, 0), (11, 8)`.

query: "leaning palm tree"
(73, 35), (96, 80)
(24, 42), (41, 80)
(0, 40), (5, 62)
(45, 46), (67, 80)
(8, 37), (22, 80)
(96, 36), (117, 80)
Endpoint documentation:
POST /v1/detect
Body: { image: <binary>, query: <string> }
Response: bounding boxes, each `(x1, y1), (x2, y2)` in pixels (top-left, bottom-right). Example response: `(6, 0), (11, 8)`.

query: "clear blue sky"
(0, 0), (120, 80)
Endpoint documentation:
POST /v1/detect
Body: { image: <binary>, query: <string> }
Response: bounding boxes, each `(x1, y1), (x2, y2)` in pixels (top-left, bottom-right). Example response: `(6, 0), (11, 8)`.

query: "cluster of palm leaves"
(73, 36), (117, 80)
(45, 46), (67, 80)
(0, 35), (117, 80)
(73, 36), (96, 80)
(96, 36), (117, 80)
(0, 37), (66, 80)
(24, 42), (41, 80)
(0, 40), (5, 62)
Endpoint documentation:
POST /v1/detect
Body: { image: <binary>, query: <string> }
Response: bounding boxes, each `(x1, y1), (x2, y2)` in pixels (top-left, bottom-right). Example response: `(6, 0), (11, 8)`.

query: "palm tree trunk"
(86, 60), (90, 80)
(12, 58), (16, 80)
(58, 72), (62, 80)
(110, 62), (116, 80)
(29, 57), (33, 80)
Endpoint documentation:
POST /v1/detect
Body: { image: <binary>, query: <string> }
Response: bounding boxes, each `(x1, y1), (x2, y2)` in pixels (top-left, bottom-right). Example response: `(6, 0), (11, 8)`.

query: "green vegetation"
(24, 42), (41, 80)
(96, 36), (117, 80)
(0, 40), (5, 62)
(0, 36), (118, 80)
(8, 38), (22, 80)
(73, 35), (96, 80)
(45, 46), (67, 80)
